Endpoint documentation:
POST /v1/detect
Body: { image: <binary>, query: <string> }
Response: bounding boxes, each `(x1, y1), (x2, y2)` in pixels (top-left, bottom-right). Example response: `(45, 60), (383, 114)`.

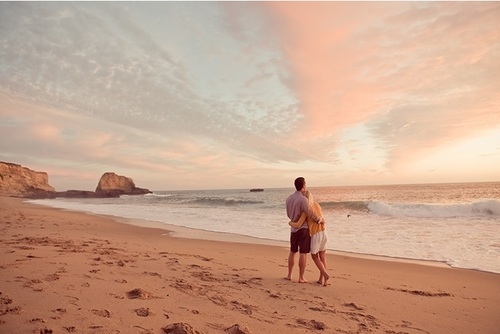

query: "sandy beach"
(1, 196), (499, 334)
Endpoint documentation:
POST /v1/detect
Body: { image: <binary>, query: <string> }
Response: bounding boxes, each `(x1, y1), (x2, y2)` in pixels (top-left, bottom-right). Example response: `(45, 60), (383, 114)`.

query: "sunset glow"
(1, 2), (499, 191)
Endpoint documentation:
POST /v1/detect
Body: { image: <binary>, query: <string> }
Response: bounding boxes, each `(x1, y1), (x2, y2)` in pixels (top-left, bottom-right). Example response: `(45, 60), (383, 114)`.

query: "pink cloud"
(260, 2), (403, 136)
(29, 123), (63, 143)
(261, 1), (500, 167)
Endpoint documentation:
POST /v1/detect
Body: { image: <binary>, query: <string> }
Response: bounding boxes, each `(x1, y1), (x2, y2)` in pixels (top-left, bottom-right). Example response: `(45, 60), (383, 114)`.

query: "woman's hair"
(305, 190), (323, 218)
(304, 190), (314, 207)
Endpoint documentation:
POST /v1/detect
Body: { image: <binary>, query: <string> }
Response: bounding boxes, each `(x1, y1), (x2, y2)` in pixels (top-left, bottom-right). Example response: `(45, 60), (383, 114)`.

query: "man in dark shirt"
(285, 177), (323, 282)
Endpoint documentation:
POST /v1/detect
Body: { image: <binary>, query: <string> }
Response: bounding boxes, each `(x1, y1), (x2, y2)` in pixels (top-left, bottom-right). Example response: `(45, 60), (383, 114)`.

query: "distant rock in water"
(0, 161), (56, 198)
(250, 188), (264, 192)
(95, 172), (151, 197)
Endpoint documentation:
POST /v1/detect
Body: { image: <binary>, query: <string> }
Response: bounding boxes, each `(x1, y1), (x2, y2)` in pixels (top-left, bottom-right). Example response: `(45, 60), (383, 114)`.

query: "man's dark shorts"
(290, 228), (311, 254)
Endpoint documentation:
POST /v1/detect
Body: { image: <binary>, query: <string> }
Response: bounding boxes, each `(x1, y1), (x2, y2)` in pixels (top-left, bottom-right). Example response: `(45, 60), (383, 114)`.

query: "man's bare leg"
(298, 253), (308, 283)
(286, 251), (296, 280)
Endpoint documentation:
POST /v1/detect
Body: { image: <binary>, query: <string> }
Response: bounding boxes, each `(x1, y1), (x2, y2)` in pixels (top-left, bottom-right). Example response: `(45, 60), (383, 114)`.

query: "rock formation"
(0, 161), (151, 198)
(55, 190), (96, 198)
(0, 161), (56, 198)
(95, 172), (151, 197)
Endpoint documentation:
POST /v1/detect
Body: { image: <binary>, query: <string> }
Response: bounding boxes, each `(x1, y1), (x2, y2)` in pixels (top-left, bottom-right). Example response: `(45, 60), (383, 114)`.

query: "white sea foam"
(368, 199), (500, 218)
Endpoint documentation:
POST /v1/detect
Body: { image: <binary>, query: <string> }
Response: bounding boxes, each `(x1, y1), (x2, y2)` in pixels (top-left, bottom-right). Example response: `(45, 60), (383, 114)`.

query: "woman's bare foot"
(298, 278), (309, 283)
(323, 274), (330, 286)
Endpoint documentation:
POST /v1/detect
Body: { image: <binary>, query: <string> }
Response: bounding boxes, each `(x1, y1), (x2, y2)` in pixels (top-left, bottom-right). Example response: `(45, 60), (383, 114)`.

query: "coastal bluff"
(0, 161), (55, 197)
(0, 161), (151, 198)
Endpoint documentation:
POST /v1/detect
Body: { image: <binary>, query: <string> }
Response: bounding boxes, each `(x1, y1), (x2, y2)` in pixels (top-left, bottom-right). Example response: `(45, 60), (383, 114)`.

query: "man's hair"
(294, 177), (305, 191)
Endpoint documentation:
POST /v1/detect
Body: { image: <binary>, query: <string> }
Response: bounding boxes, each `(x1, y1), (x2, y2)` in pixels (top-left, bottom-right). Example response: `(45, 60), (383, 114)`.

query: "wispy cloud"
(1, 2), (499, 190)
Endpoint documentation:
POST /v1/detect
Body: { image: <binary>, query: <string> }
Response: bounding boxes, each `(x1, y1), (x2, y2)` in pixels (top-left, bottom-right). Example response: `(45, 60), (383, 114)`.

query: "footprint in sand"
(230, 300), (253, 315)
(343, 302), (364, 311)
(51, 308), (67, 315)
(226, 324), (252, 334)
(143, 271), (162, 278)
(29, 318), (45, 323)
(267, 290), (282, 299)
(163, 323), (198, 334)
(92, 309), (111, 318)
(135, 307), (152, 317)
(127, 288), (155, 300)
(45, 274), (60, 282)
(236, 277), (263, 286)
(0, 305), (23, 316)
(110, 293), (125, 300)
(296, 318), (327, 330)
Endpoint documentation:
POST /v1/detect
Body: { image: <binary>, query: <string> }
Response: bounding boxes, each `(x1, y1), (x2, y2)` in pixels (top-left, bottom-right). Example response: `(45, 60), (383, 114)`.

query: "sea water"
(28, 182), (500, 274)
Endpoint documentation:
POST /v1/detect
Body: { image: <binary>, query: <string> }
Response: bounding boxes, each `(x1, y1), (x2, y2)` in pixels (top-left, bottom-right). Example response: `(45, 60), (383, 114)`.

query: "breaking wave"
(322, 199), (500, 218)
(144, 192), (263, 206)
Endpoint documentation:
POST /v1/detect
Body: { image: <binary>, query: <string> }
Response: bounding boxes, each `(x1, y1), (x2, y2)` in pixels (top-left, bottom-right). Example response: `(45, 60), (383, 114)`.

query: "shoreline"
(117, 216), (454, 270)
(28, 199), (457, 271)
(25, 192), (500, 275)
(1, 196), (499, 333)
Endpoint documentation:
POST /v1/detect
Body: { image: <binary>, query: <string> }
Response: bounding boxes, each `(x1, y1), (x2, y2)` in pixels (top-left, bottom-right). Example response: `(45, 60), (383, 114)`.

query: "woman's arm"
(288, 212), (307, 228)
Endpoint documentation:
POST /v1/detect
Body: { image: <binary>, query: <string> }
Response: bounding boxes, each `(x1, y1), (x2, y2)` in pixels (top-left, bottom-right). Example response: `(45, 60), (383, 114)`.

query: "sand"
(1, 196), (499, 334)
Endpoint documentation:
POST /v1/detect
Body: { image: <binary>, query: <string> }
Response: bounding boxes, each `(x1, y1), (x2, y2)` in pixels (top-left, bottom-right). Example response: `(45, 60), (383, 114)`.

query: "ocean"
(28, 182), (500, 274)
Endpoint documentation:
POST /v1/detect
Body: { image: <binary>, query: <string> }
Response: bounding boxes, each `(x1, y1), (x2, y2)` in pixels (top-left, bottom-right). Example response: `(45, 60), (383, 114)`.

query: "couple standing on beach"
(286, 177), (329, 286)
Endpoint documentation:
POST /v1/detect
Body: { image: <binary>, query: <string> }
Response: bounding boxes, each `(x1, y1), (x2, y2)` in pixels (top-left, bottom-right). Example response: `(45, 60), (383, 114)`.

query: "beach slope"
(1, 197), (498, 333)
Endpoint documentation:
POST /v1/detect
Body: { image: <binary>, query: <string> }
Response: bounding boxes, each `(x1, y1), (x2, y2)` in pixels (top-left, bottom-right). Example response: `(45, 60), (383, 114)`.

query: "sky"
(1, 1), (499, 191)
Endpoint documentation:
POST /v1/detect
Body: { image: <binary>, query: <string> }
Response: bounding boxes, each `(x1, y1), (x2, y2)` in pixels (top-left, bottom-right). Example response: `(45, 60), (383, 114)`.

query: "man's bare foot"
(284, 276), (292, 281)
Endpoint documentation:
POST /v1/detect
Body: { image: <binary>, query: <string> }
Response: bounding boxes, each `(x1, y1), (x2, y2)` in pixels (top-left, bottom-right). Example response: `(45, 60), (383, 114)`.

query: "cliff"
(0, 161), (56, 198)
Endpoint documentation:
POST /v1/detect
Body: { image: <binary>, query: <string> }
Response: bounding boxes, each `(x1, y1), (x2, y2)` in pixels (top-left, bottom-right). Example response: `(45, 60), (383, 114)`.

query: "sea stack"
(95, 172), (151, 197)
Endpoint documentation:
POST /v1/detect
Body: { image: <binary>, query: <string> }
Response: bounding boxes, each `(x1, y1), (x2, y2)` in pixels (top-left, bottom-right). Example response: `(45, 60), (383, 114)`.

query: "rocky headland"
(0, 161), (151, 198)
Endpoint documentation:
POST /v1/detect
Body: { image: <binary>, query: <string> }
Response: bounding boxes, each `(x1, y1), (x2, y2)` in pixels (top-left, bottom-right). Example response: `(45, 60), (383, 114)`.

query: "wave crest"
(148, 193), (264, 206)
(367, 200), (500, 218)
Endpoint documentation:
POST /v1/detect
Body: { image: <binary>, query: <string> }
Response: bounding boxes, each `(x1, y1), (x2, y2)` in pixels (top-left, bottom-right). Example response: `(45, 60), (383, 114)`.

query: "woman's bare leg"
(318, 250), (329, 286)
(311, 253), (329, 285)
